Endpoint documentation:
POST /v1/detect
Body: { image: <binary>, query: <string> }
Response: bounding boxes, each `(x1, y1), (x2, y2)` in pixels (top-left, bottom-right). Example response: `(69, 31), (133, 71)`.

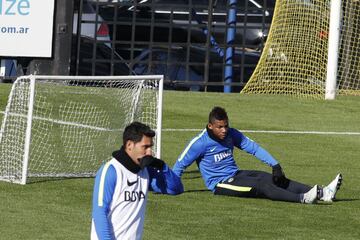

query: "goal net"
(241, 0), (360, 99)
(0, 75), (163, 184)
(337, 0), (360, 95)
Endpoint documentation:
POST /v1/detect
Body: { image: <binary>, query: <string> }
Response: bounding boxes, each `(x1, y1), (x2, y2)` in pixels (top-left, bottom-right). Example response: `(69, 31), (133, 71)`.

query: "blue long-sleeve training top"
(173, 128), (278, 191)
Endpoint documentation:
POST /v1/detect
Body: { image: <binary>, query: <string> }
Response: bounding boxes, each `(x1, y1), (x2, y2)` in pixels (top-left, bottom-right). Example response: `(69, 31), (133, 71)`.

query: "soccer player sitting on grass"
(173, 106), (342, 204)
(91, 122), (183, 240)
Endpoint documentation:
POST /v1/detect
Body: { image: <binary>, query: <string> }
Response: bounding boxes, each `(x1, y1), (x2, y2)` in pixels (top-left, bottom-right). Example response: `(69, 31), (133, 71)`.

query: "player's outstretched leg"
(300, 185), (318, 204)
(320, 173), (343, 202)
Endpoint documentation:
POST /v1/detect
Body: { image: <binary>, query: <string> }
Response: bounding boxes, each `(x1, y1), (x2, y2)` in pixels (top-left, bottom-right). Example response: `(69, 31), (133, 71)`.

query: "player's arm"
(233, 129), (289, 187)
(232, 128), (278, 166)
(172, 136), (204, 177)
(139, 156), (184, 195)
(147, 163), (184, 195)
(91, 163), (117, 240)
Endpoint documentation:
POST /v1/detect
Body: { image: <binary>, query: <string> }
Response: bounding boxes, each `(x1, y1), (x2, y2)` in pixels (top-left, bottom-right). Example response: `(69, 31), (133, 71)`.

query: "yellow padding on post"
(217, 183), (252, 192)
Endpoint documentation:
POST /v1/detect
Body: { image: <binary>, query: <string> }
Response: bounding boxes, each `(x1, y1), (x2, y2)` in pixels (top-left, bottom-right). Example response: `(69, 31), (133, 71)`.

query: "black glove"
(139, 155), (165, 170)
(272, 164), (290, 188)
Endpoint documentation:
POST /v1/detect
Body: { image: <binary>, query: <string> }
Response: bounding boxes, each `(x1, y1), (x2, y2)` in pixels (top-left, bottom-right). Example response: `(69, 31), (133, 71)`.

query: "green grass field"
(1, 83), (360, 239)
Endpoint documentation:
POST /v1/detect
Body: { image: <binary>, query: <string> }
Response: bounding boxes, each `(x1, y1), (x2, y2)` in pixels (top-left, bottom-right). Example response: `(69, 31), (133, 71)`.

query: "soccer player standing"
(91, 122), (183, 240)
(173, 106), (342, 204)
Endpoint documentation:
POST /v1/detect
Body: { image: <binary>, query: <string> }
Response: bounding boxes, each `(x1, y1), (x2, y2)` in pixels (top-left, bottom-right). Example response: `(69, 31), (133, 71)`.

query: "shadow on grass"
(182, 169), (202, 179)
(295, 198), (360, 206)
(334, 198), (360, 202)
(27, 177), (92, 184)
(184, 189), (211, 193)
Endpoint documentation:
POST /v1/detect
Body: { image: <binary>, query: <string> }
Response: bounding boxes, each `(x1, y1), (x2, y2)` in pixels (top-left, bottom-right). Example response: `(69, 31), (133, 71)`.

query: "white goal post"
(0, 75), (163, 184)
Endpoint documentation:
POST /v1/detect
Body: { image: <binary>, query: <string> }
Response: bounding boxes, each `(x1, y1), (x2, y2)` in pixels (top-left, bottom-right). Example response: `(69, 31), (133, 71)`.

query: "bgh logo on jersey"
(124, 191), (146, 202)
(214, 149), (232, 162)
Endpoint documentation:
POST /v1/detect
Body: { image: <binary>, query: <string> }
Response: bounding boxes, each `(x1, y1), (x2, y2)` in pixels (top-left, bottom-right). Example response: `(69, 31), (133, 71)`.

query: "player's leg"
(249, 170), (319, 203)
(214, 170), (317, 203)
(284, 179), (312, 193)
(214, 170), (300, 202)
(238, 169), (313, 194)
(214, 176), (258, 198)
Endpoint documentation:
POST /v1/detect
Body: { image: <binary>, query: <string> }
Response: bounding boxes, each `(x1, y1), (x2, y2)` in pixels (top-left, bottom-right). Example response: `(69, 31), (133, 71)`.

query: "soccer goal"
(0, 75), (163, 184)
(241, 0), (360, 99)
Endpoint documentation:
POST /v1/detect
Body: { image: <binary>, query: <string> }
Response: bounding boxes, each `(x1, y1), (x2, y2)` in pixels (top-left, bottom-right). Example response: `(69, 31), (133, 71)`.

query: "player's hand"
(139, 155), (165, 170)
(272, 164), (290, 188)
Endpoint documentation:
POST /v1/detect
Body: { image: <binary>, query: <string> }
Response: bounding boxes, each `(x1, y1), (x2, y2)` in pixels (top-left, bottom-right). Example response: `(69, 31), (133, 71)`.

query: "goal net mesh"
(338, 0), (360, 95)
(0, 75), (162, 184)
(241, 0), (360, 98)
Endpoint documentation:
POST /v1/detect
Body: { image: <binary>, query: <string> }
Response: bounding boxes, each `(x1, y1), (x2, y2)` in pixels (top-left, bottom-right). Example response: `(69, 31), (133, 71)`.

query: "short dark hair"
(123, 122), (155, 147)
(208, 106), (228, 123)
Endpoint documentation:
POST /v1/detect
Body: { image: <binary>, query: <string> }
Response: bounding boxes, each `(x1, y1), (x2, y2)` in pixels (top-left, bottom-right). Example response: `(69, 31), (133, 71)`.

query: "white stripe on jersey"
(178, 129), (206, 161)
(98, 161), (112, 207)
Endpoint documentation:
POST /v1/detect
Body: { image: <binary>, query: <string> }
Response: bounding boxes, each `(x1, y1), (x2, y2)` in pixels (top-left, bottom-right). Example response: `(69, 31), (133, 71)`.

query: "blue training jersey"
(172, 128), (279, 191)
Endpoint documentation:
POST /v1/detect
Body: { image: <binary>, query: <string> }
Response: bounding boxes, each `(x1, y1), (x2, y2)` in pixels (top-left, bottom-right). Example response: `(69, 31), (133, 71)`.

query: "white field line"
(1, 111), (360, 135)
(0, 111), (118, 132)
(163, 129), (360, 135)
